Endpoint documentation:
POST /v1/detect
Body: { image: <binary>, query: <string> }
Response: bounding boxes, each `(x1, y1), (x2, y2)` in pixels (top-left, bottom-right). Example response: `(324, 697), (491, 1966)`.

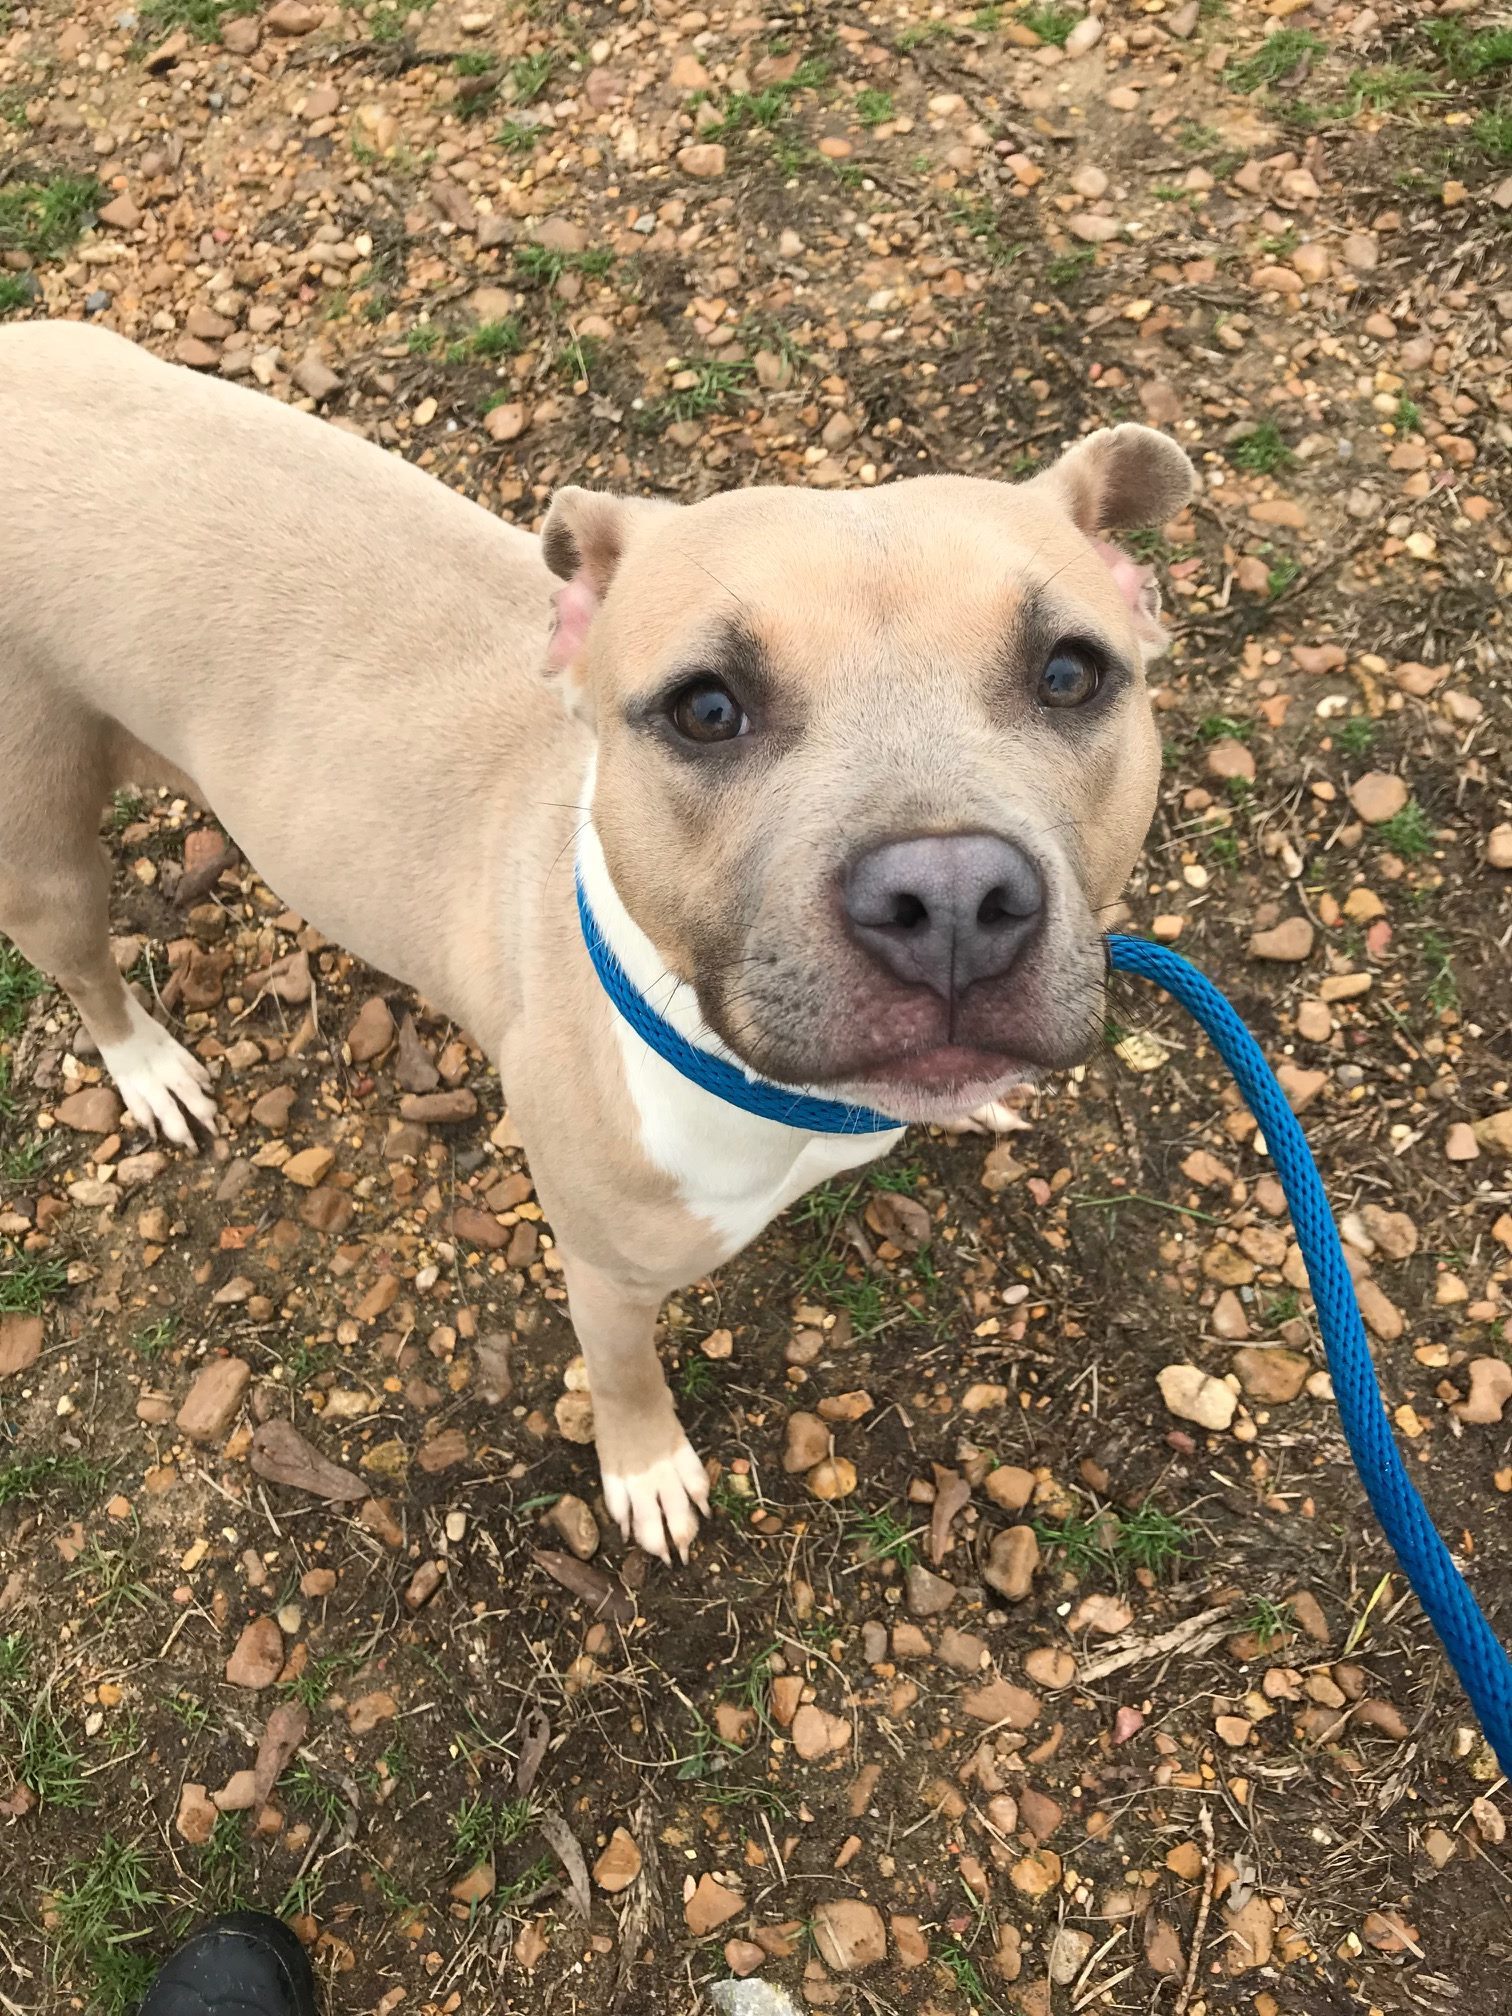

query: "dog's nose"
(844, 833), (1043, 998)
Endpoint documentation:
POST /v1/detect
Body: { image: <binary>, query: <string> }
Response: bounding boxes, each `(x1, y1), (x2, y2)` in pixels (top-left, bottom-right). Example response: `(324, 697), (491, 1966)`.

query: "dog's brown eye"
(1038, 648), (1101, 710)
(670, 678), (747, 744)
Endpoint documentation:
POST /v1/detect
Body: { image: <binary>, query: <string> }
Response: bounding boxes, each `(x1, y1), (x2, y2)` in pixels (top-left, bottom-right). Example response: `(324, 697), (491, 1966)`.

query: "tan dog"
(0, 321), (1194, 1558)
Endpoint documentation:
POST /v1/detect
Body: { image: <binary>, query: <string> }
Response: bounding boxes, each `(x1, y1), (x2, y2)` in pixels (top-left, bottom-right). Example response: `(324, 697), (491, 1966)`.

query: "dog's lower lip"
(851, 1046), (1016, 1090)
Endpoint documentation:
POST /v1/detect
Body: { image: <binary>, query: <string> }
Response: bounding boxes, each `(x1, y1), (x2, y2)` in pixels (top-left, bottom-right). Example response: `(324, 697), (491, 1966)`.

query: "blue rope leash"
(575, 871), (897, 1137)
(1109, 933), (1512, 1775)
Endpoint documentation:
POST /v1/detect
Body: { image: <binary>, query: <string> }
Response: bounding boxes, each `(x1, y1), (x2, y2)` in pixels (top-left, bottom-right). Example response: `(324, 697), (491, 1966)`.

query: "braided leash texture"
(1109, 933), (1512, 1774)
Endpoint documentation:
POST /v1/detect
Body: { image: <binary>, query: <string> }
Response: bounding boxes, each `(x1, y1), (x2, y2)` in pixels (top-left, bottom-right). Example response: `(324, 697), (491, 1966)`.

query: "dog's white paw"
(601, 1435), (710, 1564)
(99, 1001), (217, 1149)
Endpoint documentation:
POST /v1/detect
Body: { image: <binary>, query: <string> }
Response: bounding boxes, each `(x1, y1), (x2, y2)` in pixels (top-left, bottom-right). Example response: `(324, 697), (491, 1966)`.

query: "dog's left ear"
(1035, 423), (1195, 536)
(1033, 425), (1196, 655)
(540, 488), (674, 696)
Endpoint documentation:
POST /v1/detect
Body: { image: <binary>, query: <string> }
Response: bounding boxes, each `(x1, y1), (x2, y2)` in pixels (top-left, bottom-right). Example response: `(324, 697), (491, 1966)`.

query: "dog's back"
(0, 320), (568, 1047)
(0, 321), (548, 733)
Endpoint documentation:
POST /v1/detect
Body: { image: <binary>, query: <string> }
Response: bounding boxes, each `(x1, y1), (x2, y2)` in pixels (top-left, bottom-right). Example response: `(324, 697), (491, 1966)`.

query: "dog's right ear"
(541, 489), (625, 696)
(540, 489), (674, 694)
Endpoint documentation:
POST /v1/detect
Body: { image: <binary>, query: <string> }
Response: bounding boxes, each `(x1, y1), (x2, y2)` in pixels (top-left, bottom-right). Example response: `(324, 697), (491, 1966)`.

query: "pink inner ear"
(1092, 537), (1152, 618)
(547, 577), (598, 674)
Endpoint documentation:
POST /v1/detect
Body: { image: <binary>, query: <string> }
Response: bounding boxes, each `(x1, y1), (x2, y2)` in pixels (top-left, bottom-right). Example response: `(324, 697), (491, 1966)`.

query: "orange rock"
(684, 1873), (744, 1935)
(593, 1827), (642, 1894)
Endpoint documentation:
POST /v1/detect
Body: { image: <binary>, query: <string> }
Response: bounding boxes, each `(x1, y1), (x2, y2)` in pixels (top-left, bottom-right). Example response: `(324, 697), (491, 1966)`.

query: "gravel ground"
(2, 0), (1511, 2012)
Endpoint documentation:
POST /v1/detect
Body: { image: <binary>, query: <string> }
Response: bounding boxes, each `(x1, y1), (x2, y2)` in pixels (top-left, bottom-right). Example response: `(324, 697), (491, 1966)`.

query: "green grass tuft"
(949, 193), (1018, 267)
(68, 1540), (156, 1625)
(0, 943), (46, 1037)
(677, 1353), (721, 1403)
(1418, 928), (1458, 1015)
(451, 1794), (535, 1864)
(129, 1315), (177, 1360)
(1230, 420), (1293, 474)
(1345, 63), (1437, 113)
(508, 51), (553, 105)
(1226, 29), (1325, 93)
(0, 1134), (43, 1187)
(655, 357), (753, 423)
(470, 316), (522, 358)
(937, 1937), (996, 2005)
(897, 20), (952, 48)
(1018, 1), (1078, 47)
(0, 1240), (68, 1315)
(279, 1647), (361, 1712)
(50, 1835), (164, 2016)
(1425, 20), (1512, 80)
(850, 1505), (918, 1568)
(715, 58), (827, 137)
(1116, 1503), (1192, 1576)
(515, 241), (615, 286)
(1199, 713), (1253, 744)
(284, 1760), (351, 1832)
(137, 0), (255, 39)
(1238, 1595), (1295, 1648)
(1046, 246), (1096, 289)
(0, 1453), (107, 1510)
(0, 1633), (94, 1810)
(1035, 1501), (1190, 1582)
(195, 1813), (253, 1914)
(1374, 799), (1434, 860)
(0, 175), (103, 261)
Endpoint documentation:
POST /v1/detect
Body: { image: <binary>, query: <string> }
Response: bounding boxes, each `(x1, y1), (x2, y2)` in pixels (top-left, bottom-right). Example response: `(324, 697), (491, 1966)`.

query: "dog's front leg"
(558, 1249), (710, 1563)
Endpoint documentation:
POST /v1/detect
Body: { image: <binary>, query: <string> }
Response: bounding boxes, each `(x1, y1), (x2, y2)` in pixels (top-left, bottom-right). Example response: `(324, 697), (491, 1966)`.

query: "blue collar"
(574, 870), (899, 1137)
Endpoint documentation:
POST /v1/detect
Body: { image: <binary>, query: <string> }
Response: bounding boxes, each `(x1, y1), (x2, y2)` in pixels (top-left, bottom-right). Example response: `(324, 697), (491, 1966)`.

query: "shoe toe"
(139, 1913), (316, 2016)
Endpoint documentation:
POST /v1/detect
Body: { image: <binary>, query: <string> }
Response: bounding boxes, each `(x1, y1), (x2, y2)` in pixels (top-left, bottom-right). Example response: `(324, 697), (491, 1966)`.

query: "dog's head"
(541, 427), (1193, 1124)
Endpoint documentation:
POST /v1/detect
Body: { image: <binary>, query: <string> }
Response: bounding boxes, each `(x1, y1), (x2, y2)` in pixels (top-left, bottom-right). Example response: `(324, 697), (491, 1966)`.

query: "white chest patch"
(575, 813), (904, 1261)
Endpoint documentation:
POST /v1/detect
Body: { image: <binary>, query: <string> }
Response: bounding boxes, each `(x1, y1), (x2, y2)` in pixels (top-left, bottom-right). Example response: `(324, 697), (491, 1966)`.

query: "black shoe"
(140, 1912), (317, 2016)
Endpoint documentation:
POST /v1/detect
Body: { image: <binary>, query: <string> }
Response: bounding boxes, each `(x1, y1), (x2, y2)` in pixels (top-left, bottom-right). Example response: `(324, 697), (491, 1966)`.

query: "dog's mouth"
(847, 1043), (1028, 1094)
(699, 941), (1104, 1120)
(713, 1015), (1051, 1115)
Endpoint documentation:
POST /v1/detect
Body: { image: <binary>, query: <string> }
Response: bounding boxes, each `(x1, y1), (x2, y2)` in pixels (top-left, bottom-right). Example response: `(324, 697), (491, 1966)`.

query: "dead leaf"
(251, 1701), (309, 1807)
(475, 1334), (513, 1404)
(531, 1549), (636, 1626)
(248, 950), (313, 1004)
(515, 1706), (551, 1796)
(0, 1314), (44, 1379)
(173, 842), (240, 907)
(864, 1189), (932, 1252)
(251, 1419), (366, 1501)
(514, 1918), (549, 1970)
(928, 1464), (971, 1567)
(539, 1806), (592, 1922)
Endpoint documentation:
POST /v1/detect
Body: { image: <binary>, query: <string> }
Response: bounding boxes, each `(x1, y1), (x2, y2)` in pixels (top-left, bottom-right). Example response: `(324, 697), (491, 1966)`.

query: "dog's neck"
(574, 813), (733, 1059)
(574, 771), (896, 1139)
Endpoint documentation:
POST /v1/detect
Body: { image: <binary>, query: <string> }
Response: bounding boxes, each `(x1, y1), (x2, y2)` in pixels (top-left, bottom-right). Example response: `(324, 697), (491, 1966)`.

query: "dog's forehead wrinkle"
(669, 540), (751, 613)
